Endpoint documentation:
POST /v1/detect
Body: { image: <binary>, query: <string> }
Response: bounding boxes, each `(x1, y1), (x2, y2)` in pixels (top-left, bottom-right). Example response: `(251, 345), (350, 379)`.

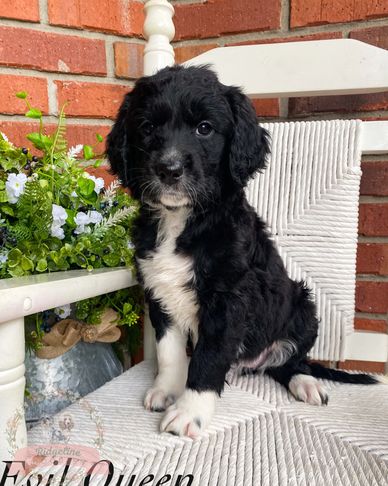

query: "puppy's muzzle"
(155, 160), (183, 186)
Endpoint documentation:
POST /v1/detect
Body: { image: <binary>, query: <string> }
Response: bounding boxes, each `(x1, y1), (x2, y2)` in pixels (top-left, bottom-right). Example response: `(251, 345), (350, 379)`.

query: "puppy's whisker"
(130, 144), (151, 156)
(182, 181), (196, 207)
(141, 180), (161, 205)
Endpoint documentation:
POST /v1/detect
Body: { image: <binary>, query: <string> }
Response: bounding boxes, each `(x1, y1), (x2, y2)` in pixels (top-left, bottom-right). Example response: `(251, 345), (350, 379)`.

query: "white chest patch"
(138, 207), (199, 338)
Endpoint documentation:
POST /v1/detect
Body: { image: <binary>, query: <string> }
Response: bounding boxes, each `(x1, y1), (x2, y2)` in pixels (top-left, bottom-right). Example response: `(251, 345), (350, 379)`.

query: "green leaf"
(75, 242), (85, 252)
(16, 91), (28, 99)
(74, 254), (87, 267)
(21, 255), (34, 271)
(83, 145), (94, 160)
(77, 177), (95, 197)
(25, 108), (42, 119)
(96, 133), (104, 143)
(93, 159), (103, 168)
(65, 209), (75, 227)
(36, 259), (48, 272)
(123, 302), (132, 315)
(0, 191), (9, 203)
(78, 191), (97, 205)
(113, 225), (125, 237)
(1, 205), (14, 216)
(27, 133), (52, 150)
(103, 253), (120, 267)
(39, 179), (49, 189)
(9, 266), (25, 277)
(7, 248), (23, 268)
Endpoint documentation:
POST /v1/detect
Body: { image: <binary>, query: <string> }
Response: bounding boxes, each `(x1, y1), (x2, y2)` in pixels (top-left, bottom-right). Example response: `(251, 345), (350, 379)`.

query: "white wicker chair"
(1, 0), (387, 475)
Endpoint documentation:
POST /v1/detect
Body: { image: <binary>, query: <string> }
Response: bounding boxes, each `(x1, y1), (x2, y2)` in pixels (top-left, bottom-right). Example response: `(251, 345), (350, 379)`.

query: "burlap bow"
(36, 308), (121, 359)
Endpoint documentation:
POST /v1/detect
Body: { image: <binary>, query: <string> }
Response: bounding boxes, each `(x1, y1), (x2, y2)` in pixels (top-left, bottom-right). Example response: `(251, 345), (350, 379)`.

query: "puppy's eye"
(140, 121), (155, 136)
(196, 121), (213, 137)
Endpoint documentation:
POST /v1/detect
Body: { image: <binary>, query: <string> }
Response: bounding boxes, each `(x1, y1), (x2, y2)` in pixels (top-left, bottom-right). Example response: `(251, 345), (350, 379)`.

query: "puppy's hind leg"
(266, 360), (329, 406)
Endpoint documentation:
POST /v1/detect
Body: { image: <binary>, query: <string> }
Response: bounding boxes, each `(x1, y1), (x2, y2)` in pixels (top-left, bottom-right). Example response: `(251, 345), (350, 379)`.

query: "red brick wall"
(1, 1), (387, 370)
(0, 0), (144, 149)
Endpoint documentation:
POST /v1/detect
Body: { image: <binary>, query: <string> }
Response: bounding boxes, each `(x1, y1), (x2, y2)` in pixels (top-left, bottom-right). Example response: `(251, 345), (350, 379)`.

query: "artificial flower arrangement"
(0, 92), (142, 357)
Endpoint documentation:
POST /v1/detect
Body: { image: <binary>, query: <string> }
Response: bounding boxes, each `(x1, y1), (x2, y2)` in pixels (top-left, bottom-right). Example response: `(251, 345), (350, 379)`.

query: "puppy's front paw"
(160, 389), (217, 438)
(289, 374), (328, 406)
(144, 387), (176, 412)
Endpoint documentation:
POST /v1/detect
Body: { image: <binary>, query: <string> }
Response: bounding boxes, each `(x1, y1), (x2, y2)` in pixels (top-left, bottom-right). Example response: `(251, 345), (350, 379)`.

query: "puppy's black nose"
(155, 162), (183, 185)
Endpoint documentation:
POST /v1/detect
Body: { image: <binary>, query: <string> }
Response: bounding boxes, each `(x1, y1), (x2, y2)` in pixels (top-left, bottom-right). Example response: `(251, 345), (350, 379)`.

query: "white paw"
(160, 390), (217, 438)
(289, 374), (328, 406)
(144, 387), (177, 412)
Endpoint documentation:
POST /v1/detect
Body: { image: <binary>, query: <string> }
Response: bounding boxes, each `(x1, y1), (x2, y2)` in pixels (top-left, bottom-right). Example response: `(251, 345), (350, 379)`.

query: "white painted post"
(143, 0), (175, 76)
(0, 318), (27, 467)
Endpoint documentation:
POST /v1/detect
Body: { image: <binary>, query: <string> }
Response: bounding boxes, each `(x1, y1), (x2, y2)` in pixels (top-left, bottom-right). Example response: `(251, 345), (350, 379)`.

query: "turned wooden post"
(143, 0), (175, 76)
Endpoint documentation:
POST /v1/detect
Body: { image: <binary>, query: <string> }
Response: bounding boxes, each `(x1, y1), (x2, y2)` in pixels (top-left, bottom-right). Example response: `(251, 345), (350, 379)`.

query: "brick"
(0, 26), (106, 76)
(354, 317), (388, 333)
(0, 75), (48, 115)
(289, 92), (388, 116)
(356, 281), (388, 313)
(48, 0), (143, 37)
(350, 26), (388, 50)
(0, 0), (39, 22)
(227, 31), (342, 47)
(291, 0), (388, 28)
(66, 124), (111, 149)
(56, 81), (129, 119)
(175, 43), (219, 64)
(359, 204), (388, 237)
(357, 243), (388, 276)
(174, 0), (281, 40)
(361, 162), (388, 197)
(114, 42), (144, 79)
(338, 360), (386, 374)
(251, 99), (280, 118)
(0, 121), (111, 152)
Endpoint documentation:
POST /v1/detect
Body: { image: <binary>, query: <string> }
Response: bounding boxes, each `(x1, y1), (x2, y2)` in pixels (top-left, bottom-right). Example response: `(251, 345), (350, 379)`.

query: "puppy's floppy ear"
(226, 87), (270, 187)
(106, 92), (132, 187)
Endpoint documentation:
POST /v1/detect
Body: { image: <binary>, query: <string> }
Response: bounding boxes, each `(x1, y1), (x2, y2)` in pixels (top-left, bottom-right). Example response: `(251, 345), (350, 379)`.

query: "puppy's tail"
(307, 361), (385, 385)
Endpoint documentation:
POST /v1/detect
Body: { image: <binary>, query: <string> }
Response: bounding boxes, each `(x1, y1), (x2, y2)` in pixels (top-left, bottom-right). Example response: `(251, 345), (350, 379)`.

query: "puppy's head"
(107, 65), (269, 209)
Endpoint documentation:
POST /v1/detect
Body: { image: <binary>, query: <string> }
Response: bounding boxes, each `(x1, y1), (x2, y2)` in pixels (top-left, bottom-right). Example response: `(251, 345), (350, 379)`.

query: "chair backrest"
(246, 119), (362, 361)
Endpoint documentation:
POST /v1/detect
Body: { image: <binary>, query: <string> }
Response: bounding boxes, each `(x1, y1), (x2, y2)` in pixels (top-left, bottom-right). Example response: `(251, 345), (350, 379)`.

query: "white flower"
(51, 224), (65, 240)
(6, 173), (27, 203)
(73, 210), (102, 234)
(67, 144), (83, 159)
(71, 191), (78, 198)
(50, 204), (67, 239)
(74, 212), (90, 226)
(54, 304), (71, 319)
(127, 241), (134, 249)
(0, 252), (8, 265)
(87, 210), (103, 224)
(85, 174), (104, 194)
(52, 204), (67, 226)
(74, 211), (89, 234)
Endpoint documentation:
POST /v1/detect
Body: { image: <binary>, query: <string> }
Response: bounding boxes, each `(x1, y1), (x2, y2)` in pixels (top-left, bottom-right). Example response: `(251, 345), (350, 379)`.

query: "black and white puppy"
(107, 65), (378, 438)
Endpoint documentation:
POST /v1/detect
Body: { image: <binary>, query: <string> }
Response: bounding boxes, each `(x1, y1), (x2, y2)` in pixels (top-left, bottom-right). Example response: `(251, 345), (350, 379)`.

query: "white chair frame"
(0, 0), (387, 462)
